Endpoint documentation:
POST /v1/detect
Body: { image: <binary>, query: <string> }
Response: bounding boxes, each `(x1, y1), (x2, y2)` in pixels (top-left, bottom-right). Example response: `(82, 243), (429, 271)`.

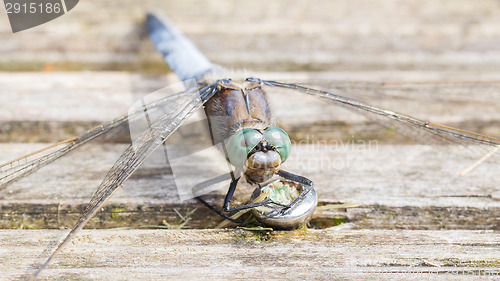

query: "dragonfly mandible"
(1, 12), (500, 280)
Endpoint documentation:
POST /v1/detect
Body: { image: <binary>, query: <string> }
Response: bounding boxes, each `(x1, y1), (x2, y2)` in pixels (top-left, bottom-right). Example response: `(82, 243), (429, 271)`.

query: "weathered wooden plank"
(1, 144), (498, 206)
(0, 72), (177, 142)
(1, 72), (499, 142)
(1, 71), (499, 229)
(1, 142), (498, 229)
(0, 72), (184, 122)
(2, 71), (499, 123)
(2, 229), (499, 280)
(1, 0), (500, 71)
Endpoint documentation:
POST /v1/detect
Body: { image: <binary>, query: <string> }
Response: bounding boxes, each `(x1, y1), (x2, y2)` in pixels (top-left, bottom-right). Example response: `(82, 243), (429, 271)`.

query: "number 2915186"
(5, 2), (62, 14)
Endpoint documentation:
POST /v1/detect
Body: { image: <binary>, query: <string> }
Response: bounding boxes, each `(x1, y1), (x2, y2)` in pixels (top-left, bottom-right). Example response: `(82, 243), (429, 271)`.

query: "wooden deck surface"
(3, 229), (500, 280)
(1, 0), (500, 72)
(1, 0), (500, 279)
(1, 71), (499, 280)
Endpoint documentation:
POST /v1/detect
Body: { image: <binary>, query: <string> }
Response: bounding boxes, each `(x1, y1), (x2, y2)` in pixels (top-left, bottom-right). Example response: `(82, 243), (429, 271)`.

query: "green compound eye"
(263, 127), (291, 163)
(226, 129), (263, 167)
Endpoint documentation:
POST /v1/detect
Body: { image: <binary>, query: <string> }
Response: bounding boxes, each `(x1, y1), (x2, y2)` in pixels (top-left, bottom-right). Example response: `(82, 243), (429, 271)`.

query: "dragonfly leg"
(277, 170), (313, 188)
(223, 177), (273, 212)
(195, 196), (242, 223)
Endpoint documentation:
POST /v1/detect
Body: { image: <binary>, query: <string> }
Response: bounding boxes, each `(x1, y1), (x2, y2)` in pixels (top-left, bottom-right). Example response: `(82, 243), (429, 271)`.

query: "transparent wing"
(261, 79), (500, 161)
(28, 81), (218, 279)
(0, 87), (188, 190)
(164, 115), (235, 201)
(128, 78), (236, 202)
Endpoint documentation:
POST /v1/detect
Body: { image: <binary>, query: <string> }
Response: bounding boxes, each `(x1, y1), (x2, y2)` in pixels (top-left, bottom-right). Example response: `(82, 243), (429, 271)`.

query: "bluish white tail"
(146, 13), (222, 81)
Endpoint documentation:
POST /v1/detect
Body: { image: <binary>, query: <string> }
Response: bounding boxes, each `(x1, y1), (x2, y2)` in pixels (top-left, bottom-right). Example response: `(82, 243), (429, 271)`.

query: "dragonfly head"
(226, 127), (291, 183)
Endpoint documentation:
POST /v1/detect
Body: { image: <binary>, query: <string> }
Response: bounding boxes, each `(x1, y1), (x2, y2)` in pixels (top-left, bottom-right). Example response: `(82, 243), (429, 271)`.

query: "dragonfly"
(1, 13), (499, 280)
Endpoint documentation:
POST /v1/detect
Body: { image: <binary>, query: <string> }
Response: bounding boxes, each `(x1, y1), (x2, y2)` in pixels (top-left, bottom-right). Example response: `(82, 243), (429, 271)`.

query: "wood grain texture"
(2, 229), (499, 280)
(1, 72), (499, 142)
(1, 71), (499, 231)
(1, 0), (500, 71)
(1, 0), (499, 278)
(1, 142), (499, 230)
(2, 15), (500, 276)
